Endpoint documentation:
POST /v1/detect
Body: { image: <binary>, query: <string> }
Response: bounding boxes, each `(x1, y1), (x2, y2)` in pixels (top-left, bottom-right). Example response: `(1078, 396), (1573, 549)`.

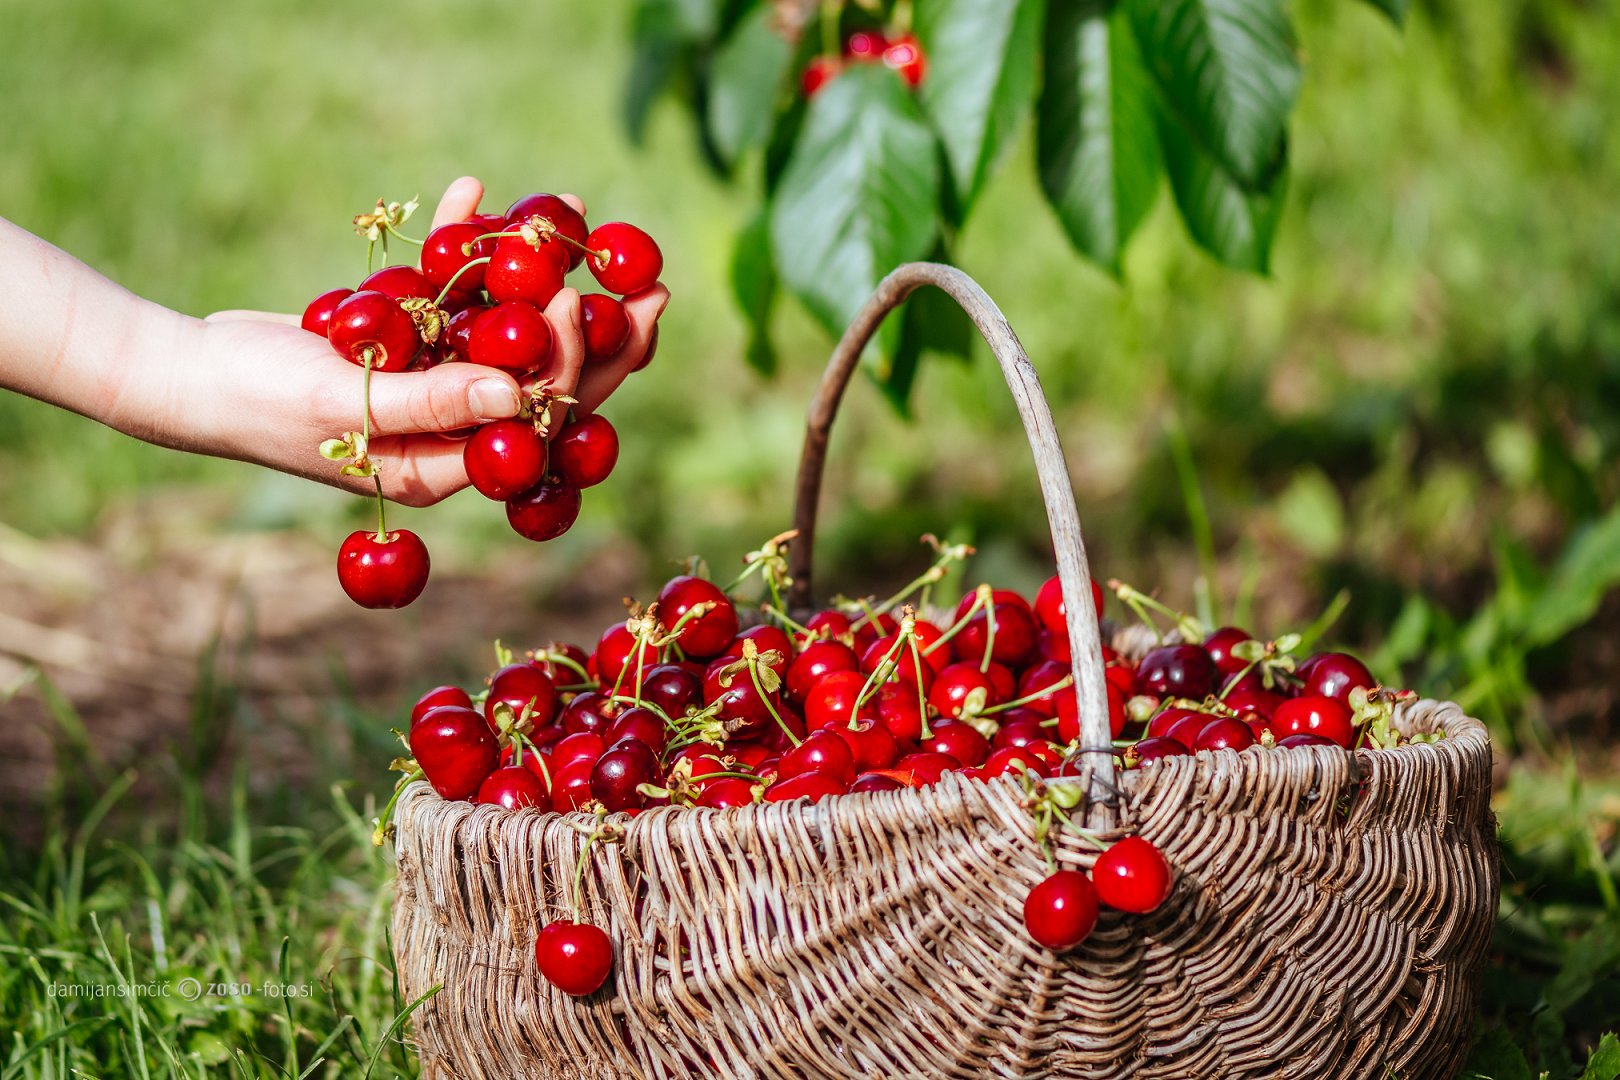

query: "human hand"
(187, 177), (668, 506)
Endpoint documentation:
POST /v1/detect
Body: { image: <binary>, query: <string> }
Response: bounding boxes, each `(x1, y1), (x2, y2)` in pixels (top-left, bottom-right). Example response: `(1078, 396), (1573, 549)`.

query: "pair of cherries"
(301, 190), (664, 609)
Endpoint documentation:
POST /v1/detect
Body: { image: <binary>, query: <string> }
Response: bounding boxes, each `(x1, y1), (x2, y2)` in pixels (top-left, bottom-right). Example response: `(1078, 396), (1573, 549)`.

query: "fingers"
(560, 194), (587, 218)
(334, 433), (472, 507)
(364, 363), (523, 436)
(430, 177), (485, 230)
(532, 289), (585, 424)
(574, 285), (670, 415)
(206, 309), (300, 326)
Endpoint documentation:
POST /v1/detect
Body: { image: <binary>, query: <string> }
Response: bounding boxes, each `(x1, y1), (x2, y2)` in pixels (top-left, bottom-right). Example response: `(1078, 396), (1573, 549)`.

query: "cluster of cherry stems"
(302, 191), (662, 609)
(388, 535), (1420, 996)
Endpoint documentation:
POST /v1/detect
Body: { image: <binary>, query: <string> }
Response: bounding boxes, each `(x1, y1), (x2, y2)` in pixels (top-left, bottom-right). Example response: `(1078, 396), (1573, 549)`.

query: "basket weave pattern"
(391, 697), (1495, 1080)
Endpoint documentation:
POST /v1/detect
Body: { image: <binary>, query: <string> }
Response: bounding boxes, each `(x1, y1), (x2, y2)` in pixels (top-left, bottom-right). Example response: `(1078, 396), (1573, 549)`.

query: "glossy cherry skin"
(552, 731), (606, 772)
(465, 419), (547, 501)
(585, 222), (662, 295)
(1194, 716), (1256, 753)
(1092, 837), (1173, 914)
(804, 670), (866, 731)
(1023, 870), (1099, 951)
(1055, 681), (1126, 743)
(420, 221), (492, 293)
(1016, 660), (1072, 718)
(1123, 736), (1192, 767)
(590, 740), (659, 811)
(764, 769), (848, 803)
(1164, 712), (1212, 749)
(486, 234), (568, 308)
(580, 293), (631, 361)
(1033, 574), (1106, 636)
(1270, 695), (1355, 748)
(785, 641), (859, 704)
(656, 576), (738, 659)
(468, 301), (553, 375)
(1276, 733), (1336, 748)
(893, 752), (958, 786)
(953, 598), (1038, 668)
(859, 634), (935, 691)
(777, 731), (857, 785)
(983, 745), (1049, 780)
(548, 760), (596, 811)
(301, 287), (353, 337)
(1299, 652), (1376, 704)
(484, 663), (558, 731)
(639, 663), (704, 720)
(440, 305), (485, 363)
(870, 682), (927, 742)
(1134, 644), (1220, 701)
(606, 706), (667, 756)
(921, 721), (991, 768)
(1222, 686), (1284, 721)
(476, 765), (550, 810)
(697, 777), (761, 808)
(535, 920), (612, 996)
(832, 717), (898, 771)
(702, 661), (778, 735)
(1202, 627), (1255, 677)
(327, 291), (421, 372)
(993, 713), (1052, 750)
(928, 663), (1000, 721)
(506, 479), (582, 542)
(718, 626), (796, 676)
(505, 193), (589, 270)
(591, 623), (650, 691)
(411, 685), (472, 727)
(357, 265), (433, 302)
(849, 771), (903, 793)
(409, 705), (499, 801)
(337, 529), (429, 608)
(550, 415), (619, 489)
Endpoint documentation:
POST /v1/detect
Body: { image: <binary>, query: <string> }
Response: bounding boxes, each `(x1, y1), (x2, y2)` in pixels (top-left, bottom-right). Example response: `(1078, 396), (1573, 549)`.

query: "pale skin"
(0, 176), (669, 507)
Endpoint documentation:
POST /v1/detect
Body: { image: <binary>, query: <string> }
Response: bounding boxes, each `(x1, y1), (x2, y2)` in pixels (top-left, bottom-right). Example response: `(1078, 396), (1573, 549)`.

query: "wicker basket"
(390, 264), (1499, 1079)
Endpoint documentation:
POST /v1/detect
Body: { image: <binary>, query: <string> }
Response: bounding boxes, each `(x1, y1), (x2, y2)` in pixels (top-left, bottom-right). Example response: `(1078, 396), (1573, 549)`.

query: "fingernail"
(468, 379), (521, 420)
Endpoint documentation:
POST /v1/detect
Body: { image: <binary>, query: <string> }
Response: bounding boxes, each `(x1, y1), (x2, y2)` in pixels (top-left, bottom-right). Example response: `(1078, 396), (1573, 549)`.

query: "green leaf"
(1125, 0), (1300, 189)
(1357, 0), (1409, 26)
(1522, 504), (1620, 648)
(1462, 1026), (1533, 1080)
(915, 0), (1043, 220)
(1580, 1033), (1620, 1080)
(1157, 107), (1286, 272)
(625, 0), (689, 144)
(730, 209), (778, 375)
(707, 4), (794, 167)
(1037, 0), (1161, 273)
(769, 64), (941, 347)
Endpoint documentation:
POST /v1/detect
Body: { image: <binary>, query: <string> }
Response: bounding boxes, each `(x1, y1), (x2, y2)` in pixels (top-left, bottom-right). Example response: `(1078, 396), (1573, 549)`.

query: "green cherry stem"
(432, 256), (492, 307)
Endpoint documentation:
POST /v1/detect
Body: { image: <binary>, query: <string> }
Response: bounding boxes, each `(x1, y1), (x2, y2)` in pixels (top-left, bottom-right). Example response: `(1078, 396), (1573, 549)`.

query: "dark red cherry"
(552, 730), (606, 771)
(1023, 870), (1098, 950)
(506, 479), (581, 542)
(505, 193), (589, 270)
(476, 765), (549, 810)
(585, 222), (662, 296)
(697, 777), (760, 808)
(763, 769), (848, 804)
(486, 234), (567, 308)
(1194, 716), (1256, 753)
(1016, 660), (1072, 718)
(1092, 837), (1173, 914)
(464, 419), (547, 501)
(534, 919), (612, 996)
(1299, 652), (1376, 704)
(1276, 733), (1337, 748)
(832, 717), (898, 771)
(717, 626), (795, 676)
(1123, 736), (1192, 767)
(1223, 686), (1284, 721)
(580, 294), (631, 361)
(411, 685), (471, 727)
(894, 752), (958, 786)
(849, 770), (903, 793)
(409, 705), (499, 800)
(1134, 644), (1219, 701)
(440, 305), (486, 363)
(548, 760), (595, 811)
(590, 740), (659, 811)
(549, 415), (619, 489)
(656, 576), (738, 659)
(467, 301), (553, 376)
(327, 290), (421, 372)
(638, 664), (704, 720)
(301, 287), (353, 336)
(702, 660), (778, 734)
(1202, 627), (1255, 677)
(606, 706), (667, 756)
(336, 529), (429, 608)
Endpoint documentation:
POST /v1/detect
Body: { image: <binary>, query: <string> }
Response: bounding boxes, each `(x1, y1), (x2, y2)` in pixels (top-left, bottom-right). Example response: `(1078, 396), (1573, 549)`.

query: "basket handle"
(786, 262), (1118, 822)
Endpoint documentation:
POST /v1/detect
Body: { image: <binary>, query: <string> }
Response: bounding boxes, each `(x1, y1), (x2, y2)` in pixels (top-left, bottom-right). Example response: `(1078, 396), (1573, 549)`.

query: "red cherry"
(606, 706), (668, 756)
(849, 771), (903, 794)
(1134, 644), (1220, 701)
(420, 221), (492, 293)
(327, 290), (421, 372)
(1222, 686), (1284, 721)
(1055, 680), (1126, 743)
(464, 419), (547, 501)
(880, 33), (926, 86)
(920, 721), (990, 767)
(1033, 574), (1106, 636)
(505, 193), (589, 270)
(409, 705), (499, 800)
(1023, 870), (1099, 951)
(844, 31), (887, 59)
(1092, 837), (1173, 913)
(894, 752), (958, 786)
(301, 287), (353, 337)
(590, 624), (643, 690)
(804, 669), (866, 731)
(535, 920), (612, 996)
(580, 294), (631, 361)
(802, 609), (855, 646)
(467, 301), (554, 375)
(1276, 733), (1336, 748)
(1201, 626), (1255, 677)
(410, 685), (471, 727)
(336, 529), (429, 608)
(506, 479), (582, 542)
(1194, 715), (1256, 753)
(476, 765), (549, 810)
(549, 415), (619, 489)
(486, 234), (568, 308)
(1299, 652), (1376, 704)
(927, 662), (999, 721)
(786, 641), (859, 705)
(697, 777), (760, 808)
(718, 626), (795, 676)
(552, 731), (606, 772)
(832, 717), (898, 771)
(702, 660), (779, 735)
(983, 745), (1049, 780)
(993, 713), (1052, 750)
(639, 664), (704, 720)
(1123, 736), (1192, 767)
(656, 576), (738, 659)
(953, 598), (1038, 668)
(484, 663), (557, 731)
(764, 769), (848, 804)
(870, 682), (927, 742)
(1015, 660), (1072, 718)
(801, 56), (841, 97)
(590, 741), (658, 811)
(441, 305), (485, 363)
(1271, 695), (1355, 748)
(585, 222), (662, 296)
(859, 634), (935, 690)
(777, 731), (857, 785)
(359, 265), (436, 302)
(1164, 712), (1213, 749)
(549, 760), (595, 811)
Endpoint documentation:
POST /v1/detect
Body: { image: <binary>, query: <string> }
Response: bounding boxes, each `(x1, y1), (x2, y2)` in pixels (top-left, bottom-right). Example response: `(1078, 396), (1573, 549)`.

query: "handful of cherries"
(381, 535), (1432, 994)
(301, 192), (663, 610)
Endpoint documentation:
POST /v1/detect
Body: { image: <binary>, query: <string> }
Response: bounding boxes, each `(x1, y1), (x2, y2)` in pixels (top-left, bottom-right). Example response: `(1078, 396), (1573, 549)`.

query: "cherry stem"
(366, 238), (376, 276)
(854, 631), (909, 710)
(982, 675), (1074, 716)
(868, 562), (948, 623)
(535, 649), (592, 684)
(384, 223), (424, 246)
(432, 256), (492, 307)
(924, 590), (987, 656)
(371, 766), (425, 846)
(906, 632), (933, 740)
(360, 352), (388, 542)
(748, 660), (801, 748)
(979, 595), (998, 675)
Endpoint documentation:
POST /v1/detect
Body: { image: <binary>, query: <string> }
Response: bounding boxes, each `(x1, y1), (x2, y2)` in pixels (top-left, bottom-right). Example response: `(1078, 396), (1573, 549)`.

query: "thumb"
(365, 364), (524, 435)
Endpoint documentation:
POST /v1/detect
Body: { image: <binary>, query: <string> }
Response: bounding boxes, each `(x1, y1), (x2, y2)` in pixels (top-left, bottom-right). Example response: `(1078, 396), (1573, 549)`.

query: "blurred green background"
(1, 0), (1618, 1075)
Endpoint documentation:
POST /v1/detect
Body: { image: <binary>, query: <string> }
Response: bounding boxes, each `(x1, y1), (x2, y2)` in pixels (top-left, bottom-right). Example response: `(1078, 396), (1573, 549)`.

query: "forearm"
(0, 215), (200, 442)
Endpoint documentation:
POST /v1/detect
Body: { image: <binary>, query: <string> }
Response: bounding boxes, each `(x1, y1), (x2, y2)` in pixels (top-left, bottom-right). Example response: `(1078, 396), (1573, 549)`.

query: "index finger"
(430, 177), (486, 229)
